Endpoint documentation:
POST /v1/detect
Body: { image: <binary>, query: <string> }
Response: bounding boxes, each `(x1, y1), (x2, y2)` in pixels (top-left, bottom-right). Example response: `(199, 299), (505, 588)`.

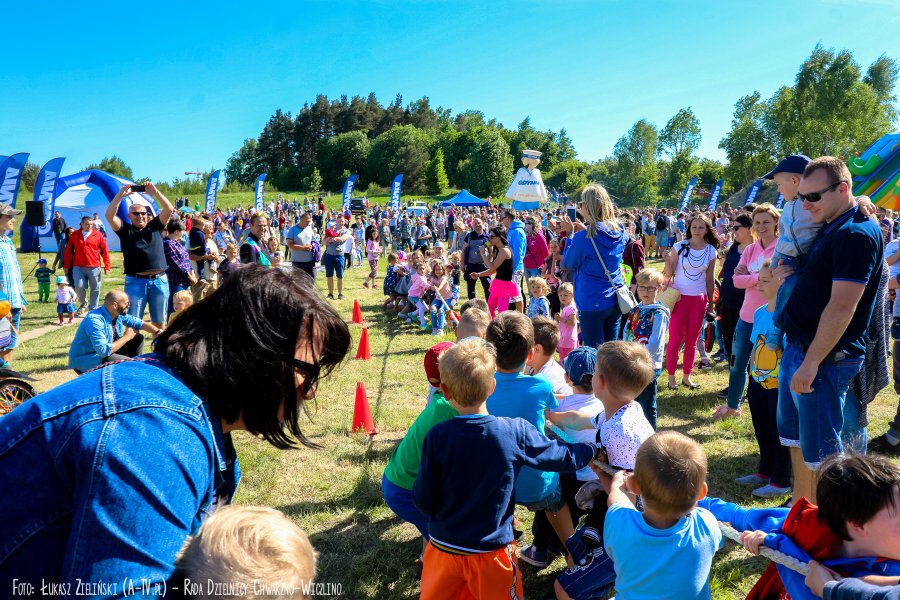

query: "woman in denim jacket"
(0, 265), (351, 595)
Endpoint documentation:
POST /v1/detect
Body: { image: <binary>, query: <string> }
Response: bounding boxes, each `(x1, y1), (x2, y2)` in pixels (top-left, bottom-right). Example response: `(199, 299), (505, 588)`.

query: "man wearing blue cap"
(773, 156), (883, 505)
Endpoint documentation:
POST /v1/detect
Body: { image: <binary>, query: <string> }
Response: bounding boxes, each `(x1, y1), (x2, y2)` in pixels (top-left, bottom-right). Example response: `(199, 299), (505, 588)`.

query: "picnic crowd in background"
(1, 154), (900, 600)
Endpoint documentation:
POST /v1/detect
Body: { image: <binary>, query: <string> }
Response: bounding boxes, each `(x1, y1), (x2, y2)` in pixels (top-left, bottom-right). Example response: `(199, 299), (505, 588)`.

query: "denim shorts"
(124, 274), (170, 324)
(323, 253), (345, 278)
(777, 342), (862, 469)
(519, 483), (564, 513)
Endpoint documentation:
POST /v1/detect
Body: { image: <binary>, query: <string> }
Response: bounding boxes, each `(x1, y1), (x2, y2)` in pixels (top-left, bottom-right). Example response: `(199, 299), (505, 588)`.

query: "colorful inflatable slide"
(849, 132), (900, 210)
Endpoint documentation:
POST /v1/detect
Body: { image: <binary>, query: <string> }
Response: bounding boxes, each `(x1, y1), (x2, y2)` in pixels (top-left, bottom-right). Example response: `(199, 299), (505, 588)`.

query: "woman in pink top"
(712, 203), (780, 419)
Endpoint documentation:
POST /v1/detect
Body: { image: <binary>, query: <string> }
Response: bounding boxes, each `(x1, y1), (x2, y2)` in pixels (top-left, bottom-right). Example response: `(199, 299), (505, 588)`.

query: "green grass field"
(7, 252), (898, 599)
(174, 189), (462, 212)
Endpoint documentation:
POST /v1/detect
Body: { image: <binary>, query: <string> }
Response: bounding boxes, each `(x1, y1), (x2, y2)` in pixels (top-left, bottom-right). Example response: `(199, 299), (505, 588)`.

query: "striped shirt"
(0, 236), (26, 309)
(164, 238), (192, 290)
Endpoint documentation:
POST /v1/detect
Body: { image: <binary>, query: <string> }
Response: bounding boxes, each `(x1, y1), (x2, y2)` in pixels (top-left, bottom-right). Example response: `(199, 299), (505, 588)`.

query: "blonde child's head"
(756, 260), (779, 302)
(633, 431), (708, 519)
(530, 316), (560, 359)
(431, 261), (445, 278)
(439, 338), (497, 407)
(225, 242), (238, 260)
(635, 267), (665, 304)
(387, 253), (398, 266)
(459, 298), (489, 315)
(448, 251), (461, 266)
(593, 341), (655, 400)
(528, 277), (549, 299)
(558, 282), (574, 305)
(456, 308), (490, 341)
(174, 505), (317, 599)
(172, 290), (194, 315)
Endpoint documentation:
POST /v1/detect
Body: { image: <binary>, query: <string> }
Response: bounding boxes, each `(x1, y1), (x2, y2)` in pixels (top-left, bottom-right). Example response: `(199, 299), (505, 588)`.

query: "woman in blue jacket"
(0, 265), (351, 594)
(560, 184), (627, 348)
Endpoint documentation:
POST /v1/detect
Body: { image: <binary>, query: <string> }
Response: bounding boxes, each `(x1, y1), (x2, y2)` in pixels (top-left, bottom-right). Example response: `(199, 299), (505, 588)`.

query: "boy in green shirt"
(382, 341), (457, 564)
(35, 258), (53, 302)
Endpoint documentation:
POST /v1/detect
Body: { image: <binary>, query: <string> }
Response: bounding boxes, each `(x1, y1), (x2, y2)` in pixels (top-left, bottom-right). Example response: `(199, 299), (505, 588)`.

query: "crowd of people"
(1, 154), (899, 600)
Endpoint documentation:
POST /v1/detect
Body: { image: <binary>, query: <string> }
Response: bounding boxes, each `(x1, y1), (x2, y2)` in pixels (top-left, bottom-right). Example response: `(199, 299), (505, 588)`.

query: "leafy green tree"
(317, 130), (371, 189)
(454, 110), (486, 131)
(719, 92), (775, 186)
(659, 151), (700, 199)
(257, 109), (294, 173)
(20, 162), (40, 193)
(544, 160), (590, 195)
(293, 95), (334, 165)
(763, 46), (897, 158)
(367, 125), (431, 192)
(658, 107), (701, 158)
(557, 129), (577, 162)
(462, 127), (514, 197)
(308, 167), (323, 193)
(425, 147), (449, 195)
(87, 156), (134, 180)
(612, 120), (659, 205)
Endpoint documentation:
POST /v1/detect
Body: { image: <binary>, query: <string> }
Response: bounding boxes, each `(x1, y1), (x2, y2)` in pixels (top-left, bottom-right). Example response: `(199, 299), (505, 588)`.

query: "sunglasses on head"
(798, 180), (846, 203)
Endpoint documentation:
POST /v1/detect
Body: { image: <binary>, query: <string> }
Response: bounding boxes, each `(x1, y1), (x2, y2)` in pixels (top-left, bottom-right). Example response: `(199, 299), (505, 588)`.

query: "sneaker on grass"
(735, 473), (769, 486)
(752, 483), (792, 498)
(518, 544), (550, 568)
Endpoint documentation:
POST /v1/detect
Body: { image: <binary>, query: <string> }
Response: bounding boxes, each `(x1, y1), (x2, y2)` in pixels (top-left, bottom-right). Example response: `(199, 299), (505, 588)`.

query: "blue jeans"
(771, 253), (801, 337)
(525, 267), (542, 280)
(124, 274), (170, 324)
(726, 318), (753, 409)
(841, 388), (867, 454)
(430, 297), (453, 330)
(382, 475), (429, 538)
(635, 369), (660, 430)
(7, 307), (21, 350)
(580, 304), (622, 349)
(777, 342), (862, 469)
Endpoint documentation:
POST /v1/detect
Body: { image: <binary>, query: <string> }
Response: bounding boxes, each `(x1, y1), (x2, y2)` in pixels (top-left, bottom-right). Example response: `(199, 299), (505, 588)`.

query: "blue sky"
(3, 0), (899, 183)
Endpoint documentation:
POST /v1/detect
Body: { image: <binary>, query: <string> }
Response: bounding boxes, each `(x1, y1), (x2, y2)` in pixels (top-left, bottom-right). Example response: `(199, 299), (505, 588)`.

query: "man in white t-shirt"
(286, 211), (316, 280)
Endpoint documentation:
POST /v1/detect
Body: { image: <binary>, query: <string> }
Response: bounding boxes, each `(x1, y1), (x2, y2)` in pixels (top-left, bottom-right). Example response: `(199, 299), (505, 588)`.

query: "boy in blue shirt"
(414, 339), (599, 600)
(485, 311), (575, 561)
(591, 431), (723, 600)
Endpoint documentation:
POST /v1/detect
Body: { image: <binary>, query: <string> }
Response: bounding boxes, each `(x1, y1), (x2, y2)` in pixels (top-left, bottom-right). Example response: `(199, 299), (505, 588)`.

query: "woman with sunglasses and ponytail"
(663, 212), (720, 390)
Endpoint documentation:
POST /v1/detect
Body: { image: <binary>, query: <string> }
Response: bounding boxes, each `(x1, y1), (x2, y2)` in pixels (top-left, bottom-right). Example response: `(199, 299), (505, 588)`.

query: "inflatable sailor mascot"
(505, 149), (548, 211)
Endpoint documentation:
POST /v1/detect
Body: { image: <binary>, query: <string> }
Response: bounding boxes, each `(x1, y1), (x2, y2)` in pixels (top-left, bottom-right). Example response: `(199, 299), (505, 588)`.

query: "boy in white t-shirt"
(527, 316), (574, 398)
(546, 341), (656, 600)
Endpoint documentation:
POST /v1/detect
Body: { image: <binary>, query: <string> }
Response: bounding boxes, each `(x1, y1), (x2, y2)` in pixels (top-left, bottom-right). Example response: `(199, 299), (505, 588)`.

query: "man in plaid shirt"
(0, 204), (26, 366)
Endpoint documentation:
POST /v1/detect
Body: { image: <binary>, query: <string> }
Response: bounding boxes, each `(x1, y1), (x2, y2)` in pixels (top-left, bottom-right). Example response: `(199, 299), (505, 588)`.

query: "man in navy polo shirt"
(774, 156), (883, 504)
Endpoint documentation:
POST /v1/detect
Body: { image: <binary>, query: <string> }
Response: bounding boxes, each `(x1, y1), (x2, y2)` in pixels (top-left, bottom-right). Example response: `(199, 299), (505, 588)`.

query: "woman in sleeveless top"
(471, 225), (516, 317)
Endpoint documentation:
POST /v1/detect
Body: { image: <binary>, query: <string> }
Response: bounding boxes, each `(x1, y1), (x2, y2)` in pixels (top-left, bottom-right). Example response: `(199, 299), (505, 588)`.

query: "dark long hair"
(154, 264), (351, 449)
(489, 225), (508, 261)
(684, 212), (721, 250)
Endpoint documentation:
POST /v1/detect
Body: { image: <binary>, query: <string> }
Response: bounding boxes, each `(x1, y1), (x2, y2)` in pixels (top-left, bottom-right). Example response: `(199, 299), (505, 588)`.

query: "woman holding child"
(663, 212), (720, 390)
(560, 184), (627, 348)
(0, 266), (351, 591)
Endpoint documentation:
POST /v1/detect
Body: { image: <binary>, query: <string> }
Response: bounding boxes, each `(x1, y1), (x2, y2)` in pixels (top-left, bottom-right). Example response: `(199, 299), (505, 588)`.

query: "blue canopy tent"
(22, 169), (160, 252)
(438, 189), (489, 208)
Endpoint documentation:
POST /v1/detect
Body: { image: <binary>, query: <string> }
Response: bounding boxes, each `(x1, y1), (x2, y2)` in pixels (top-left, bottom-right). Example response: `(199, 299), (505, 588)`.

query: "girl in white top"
(663, 213), (720, 390)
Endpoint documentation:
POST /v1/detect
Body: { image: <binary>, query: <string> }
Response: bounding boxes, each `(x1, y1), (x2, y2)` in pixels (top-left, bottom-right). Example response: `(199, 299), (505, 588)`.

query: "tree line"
(36, 46), (895, 207)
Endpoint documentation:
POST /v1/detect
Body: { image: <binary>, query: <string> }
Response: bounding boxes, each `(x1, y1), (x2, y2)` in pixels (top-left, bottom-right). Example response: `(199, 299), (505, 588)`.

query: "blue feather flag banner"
(0, 153), (30, 208)
(679, 177), (698, 211)
(744, 180), (763, 205)
(341, 174), (359, 210)
(707, 179), (724, 211)
(390, 174), (403, 212)
(205, 170), (221, 213)
(34, 157), (65, 237)
(254, 173), (267, 212)
(775, 193), (785, 209)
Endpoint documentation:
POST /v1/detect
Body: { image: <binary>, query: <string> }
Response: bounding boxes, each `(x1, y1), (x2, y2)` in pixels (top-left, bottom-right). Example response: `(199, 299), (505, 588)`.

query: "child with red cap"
(382, 341), (457, 570)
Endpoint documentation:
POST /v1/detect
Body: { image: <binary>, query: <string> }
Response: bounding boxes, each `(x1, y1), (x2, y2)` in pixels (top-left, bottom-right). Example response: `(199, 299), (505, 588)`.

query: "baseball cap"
(423, 341), (455, 386)
(38, 258), (47, 264)
(564, 346), (597, 387)
(433, 241), (444, 248)
(0, 204), (22, 217)
(763, 154), (811, 180)
(56, 276), (68, 285)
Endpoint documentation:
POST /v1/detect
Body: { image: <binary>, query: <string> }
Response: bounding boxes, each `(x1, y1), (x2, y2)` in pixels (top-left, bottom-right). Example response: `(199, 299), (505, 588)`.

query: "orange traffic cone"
(350, 381), (377, 435)
(352, 299), (364, 324)
(355, 328), (372, 360)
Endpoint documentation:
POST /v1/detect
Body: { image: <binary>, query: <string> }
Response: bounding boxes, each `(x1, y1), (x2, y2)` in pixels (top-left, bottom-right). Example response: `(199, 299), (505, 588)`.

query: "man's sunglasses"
(130, 211), (149, 217)
(798, 181), (846, 203)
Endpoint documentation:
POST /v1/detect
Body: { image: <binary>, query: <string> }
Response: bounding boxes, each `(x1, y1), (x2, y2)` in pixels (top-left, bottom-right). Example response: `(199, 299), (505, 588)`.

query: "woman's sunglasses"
(289, 358), (320, 396)
(798, 181), (846, 203)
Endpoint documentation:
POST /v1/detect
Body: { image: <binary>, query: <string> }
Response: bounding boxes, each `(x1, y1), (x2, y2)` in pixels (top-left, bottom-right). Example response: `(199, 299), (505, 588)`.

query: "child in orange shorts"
(413, 339), (600, 599)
